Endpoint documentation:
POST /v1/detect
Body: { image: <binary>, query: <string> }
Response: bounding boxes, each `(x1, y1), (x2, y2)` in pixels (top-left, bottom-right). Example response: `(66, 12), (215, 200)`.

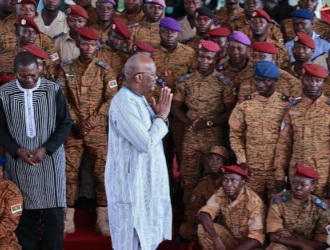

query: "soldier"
(274, 63), (330, 199)
(0, 156), (23, 250)
(132, 41), (154, 56)
(229, 61), (293, 204)
(281, 0), (330, 42)
(285, 9), (330, 64)
(197, 165), (266, 250)
(74, 0), (97, 26)
(286, 32), (329, 78)
(213, 0), (244, 29)
(56, 27), (118, 236)
(97, 17), (130, 80)
(267, 165), (329, 250)
(55, 5), (89, 62)
(34, 0), (69, 39)
(208, 27), (231, 67)
(179, 146), (229, 242)
(239, 41), (302, 97)
(171, 40), (236, 207)
(89, 0), (117, 44)
(0, 0), (15, 27)
(117, 0), (144, 27)
(130, 0), (165, 48)
(231, 0), (283, 43)
(184, 7), (215, 52)
(246, 9), (290, 70)
(177, 0), (203, 41)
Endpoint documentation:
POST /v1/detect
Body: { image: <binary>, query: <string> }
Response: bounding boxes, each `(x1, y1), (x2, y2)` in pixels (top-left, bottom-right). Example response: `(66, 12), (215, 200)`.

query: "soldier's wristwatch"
(206, 120), (213, 127)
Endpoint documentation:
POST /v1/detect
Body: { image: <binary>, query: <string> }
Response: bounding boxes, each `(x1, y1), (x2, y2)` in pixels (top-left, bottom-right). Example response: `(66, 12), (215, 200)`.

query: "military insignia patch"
(218, 74), (231, 85)
(326, 224), (330, 235)
(178, 73), (191, 82)
(108, 80), (118, 88)
(294, 36), (298, 42)
(252, 11), (257, 16)
(21, 19), (26, 25)
(61, 60), (73, 67)
(133, 45), (137, 51)
(11, 203), (22, 214)
(272, 194), (288, 203)
(112, 24), (116, 29)
(96, 60), (110, 70)
(314, 197), (329, 210)
(280, 120), (286, 130)
(66, 8), (71, 14)
(50, 52), (59, 62)
(327, 99), (330, 105)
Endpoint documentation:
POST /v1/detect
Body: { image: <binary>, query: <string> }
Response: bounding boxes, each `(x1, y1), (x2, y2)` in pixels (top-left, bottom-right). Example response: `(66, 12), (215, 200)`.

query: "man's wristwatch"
(206, 120), (213, 127)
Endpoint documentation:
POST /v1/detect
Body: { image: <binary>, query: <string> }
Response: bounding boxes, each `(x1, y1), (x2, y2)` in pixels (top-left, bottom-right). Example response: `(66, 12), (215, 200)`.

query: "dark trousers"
(15, 207), (64, 250)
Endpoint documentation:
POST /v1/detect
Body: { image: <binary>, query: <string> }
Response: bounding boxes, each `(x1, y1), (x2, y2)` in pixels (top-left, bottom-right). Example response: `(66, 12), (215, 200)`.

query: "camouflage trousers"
(65, 129), (107, 207)
(181, 127), (223, 207)
(0, 233), (21, 250)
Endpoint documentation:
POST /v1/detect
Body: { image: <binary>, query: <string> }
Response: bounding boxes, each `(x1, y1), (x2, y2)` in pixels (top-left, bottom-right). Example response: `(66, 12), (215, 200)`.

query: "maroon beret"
(302, 63), (328, 78)
(251, 9), (271, 22)
(199, 39), (220, 52)
(17, 0), (37, 7)
(294, 32), (315, 49)
(0, 75), (15, 84)
(252, 41), (278, 54)
(23, 44), (49, 59)
(15, 18), (40, 33)
(295, 165), (319, 179)
(222, 165), (249, 177)
(208, 27), (231, 37)
(133, 41), (154, 53)
(66, 5), (89, 19)
(111, 18), (129, 39)
(77, 27), (100, 40)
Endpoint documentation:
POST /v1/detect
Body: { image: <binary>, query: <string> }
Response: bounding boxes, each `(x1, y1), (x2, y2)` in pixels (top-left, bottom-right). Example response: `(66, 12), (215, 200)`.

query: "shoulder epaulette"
(215, 65), (224, 72)
(128, 22), (139, 28)
(53, 32), (64, 40)
(239, 94), (252, 103)
(178, 73), (191, 82)
(96, 60), (110, 70)
(280, 94), (294, 102)
(61, 60), (73, 67)
(327, 99), (330, 105)
(284, 96), (302, 110)
(272, 194), (289, 203)
(218, 74), (231, 85)
(180, 38), (192, 44)
(313, 197), (329, 210)
(156, 76), (167, 87)
(98, 38), (104, 44)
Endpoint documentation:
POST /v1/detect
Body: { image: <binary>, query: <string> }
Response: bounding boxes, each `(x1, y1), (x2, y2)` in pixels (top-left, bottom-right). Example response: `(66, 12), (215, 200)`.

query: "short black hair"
(14, 51), (38, 72)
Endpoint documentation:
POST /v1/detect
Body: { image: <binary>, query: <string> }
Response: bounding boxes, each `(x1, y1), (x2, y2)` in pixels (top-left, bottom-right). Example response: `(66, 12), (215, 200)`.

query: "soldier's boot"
(96, 207), (110, 237)
(64, 208), (75, 234)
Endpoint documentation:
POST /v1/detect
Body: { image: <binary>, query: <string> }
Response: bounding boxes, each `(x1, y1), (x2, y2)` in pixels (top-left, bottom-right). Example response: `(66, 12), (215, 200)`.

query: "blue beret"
(292, 9), (314, 20)
(159, 17), (181, 32)
(254, 61), (279, 79)
(0, 156), (5, 166)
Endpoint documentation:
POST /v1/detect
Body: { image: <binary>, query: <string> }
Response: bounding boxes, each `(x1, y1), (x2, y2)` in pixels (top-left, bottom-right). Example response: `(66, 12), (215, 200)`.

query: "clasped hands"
(17, 147), (47, 166)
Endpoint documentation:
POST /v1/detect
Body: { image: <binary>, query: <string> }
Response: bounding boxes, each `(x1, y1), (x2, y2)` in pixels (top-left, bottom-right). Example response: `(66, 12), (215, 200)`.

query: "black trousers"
(15, 207), (64, 250)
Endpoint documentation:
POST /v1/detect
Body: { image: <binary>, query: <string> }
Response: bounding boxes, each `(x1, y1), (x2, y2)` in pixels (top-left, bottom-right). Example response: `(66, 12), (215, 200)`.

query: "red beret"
(0, 75), (15, 84)
(17, 0), (37, 7)
(208, 27), (231, 37)
(199, 39), (220, 52)
(294, 32), (315, 49)
(252, 41), (278, 54)
(23, 44), (49, 59)
(222, 165), (249, 177)
(302, 63), (328, 78)
(15, 18), (40, 33)
(77, 27), (100, 40)
(133, 41), (154, 53)
(65, 5), (89, 19)
(251, 9), (271, 23)
(111, 18), (129, 39)
(295, 165), (319, 179)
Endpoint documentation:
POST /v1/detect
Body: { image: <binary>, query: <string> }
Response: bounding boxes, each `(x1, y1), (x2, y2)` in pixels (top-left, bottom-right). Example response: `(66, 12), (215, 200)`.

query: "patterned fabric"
(105, 86), (172, 250)
(117, 10), (145, 26)
(214, 6), (244, 29)
(0, 79), (71, 209)
(130, 20), (161, 48)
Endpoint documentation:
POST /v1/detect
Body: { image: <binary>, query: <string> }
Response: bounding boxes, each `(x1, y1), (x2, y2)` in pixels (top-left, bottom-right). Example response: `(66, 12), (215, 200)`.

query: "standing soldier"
(285, 9), (330, 64)
(197, 165), (266, 250)
(239, 41), (302, 97)
(179, 146), (229, 242)
(208, 27), (231, 67)
(267, 165), (329, 250)
(89, 0), (117, 44)
(130, 0), (165, 48)
(171, 40), (236, 207)
(177, 0), (203, 42)
(117, 0), (144, 27)
(213, 0), (244, 28)
(0, 156), (23, 250)
(0, 0), (15, 27)
(229, 61), (292, 203)
(74, 0), (97, 26)
(56, 27), (118, 236)
(274, 63), (330, 199)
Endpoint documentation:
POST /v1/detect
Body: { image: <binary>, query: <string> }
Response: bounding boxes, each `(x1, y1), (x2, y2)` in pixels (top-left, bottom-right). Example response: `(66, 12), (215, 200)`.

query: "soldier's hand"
(188, 117), (208, 132)
(17, 148), (36, 166)
(275, 180), (286, 192)
(152, 87), (173, 118)
(324, 182), (330, 198)
(76, 120), (93, 136)
(30, 147), (47, 165)
(212, 235), (226, 250)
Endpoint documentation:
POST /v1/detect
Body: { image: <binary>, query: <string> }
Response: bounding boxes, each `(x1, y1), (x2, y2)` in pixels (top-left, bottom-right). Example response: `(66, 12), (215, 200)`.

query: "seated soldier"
(267, 165), (330, 250)
(179, 145), (229, 241)
(0, 156), (23, 250)
(197, 165), (266, 250)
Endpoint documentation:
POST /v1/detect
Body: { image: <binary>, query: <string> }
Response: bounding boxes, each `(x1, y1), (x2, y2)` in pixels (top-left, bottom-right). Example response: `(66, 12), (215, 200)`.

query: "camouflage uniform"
(130, 20), (161, 48)
(174, 70), (236, 205)
(213, 6), (244, 29)
(323, 76), (330, 97)
(238, 67), (302, 98)
(184, 34), (207, 52)
(266, 191), (330, 249)
(229, 91), (292, 203)
(0, 179), (23, 250)
(274, 94), (330, 199)
(117, 10), (145, 27)
(198, 186), (266, 249)
(179, 174), (222, 241)
(56, 57), (118, 206)
(0, 47), (22, 79)
(89, 21), (113, 45)
(0, 13), (15, 32)
(281, 17), (330, 42)
(85, 7), (98, 26)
